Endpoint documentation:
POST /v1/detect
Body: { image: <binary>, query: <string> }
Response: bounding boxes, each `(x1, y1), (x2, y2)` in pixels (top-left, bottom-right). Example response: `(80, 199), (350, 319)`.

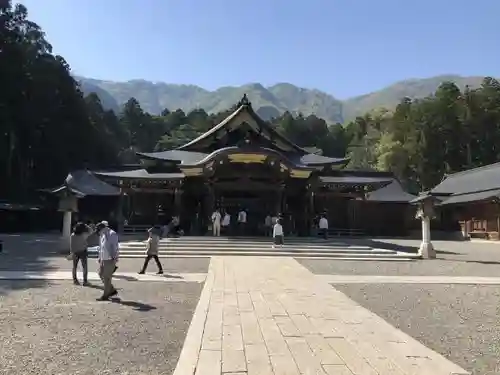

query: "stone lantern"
(58, 192), (79, 251)
(411, 194), (440, 259)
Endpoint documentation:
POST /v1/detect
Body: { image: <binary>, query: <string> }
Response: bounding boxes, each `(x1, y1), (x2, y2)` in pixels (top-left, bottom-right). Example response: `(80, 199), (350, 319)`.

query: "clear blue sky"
(18, 0), (499, 99)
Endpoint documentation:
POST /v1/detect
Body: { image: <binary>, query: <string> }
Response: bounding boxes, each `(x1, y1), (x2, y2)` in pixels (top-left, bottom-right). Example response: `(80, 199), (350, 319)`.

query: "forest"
(2, 1), (500, 202)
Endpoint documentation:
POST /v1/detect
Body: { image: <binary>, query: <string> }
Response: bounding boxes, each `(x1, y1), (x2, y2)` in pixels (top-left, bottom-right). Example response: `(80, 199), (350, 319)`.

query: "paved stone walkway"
(175, 256), (469, 375)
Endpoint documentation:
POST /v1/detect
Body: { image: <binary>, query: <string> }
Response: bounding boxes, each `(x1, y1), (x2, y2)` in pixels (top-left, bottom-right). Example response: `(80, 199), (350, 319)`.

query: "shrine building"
(52, 95), (417, 236)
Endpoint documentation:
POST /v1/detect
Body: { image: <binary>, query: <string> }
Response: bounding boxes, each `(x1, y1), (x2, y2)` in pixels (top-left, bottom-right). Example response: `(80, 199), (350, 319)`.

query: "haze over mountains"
(78, 75), (486, 123)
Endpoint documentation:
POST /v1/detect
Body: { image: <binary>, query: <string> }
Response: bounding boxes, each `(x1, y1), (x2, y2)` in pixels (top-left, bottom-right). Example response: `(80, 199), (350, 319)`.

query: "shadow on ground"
(0, 233), (65, 295)
(110, 297), (157, 311)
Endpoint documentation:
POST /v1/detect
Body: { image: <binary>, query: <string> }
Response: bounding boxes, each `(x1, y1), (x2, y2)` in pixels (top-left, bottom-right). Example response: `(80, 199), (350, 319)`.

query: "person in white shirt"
(222, 211), (231, 234)
(272, 218), (284, 248)
(95, 221), (119, 301)
(237, 209), (247, 235)
(319, 214), (329, 240)
(211, 209), (222, 236)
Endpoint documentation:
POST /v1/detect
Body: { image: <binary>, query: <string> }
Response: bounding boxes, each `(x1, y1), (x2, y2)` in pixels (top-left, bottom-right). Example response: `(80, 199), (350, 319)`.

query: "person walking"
(272, 218), (284, 248)
(138, 227), (163, 274)
(211, 208), (222, 236)
(319, 214), (329, 240)
(237, 208), (247, 235)
(95, 221), (119, 301)
(222, 210), (231, 235)
(70, 222), (91, 286)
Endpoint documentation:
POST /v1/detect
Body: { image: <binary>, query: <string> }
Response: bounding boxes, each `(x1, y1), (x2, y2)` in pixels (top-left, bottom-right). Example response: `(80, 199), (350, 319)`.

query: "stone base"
(419, 242), (436, 259)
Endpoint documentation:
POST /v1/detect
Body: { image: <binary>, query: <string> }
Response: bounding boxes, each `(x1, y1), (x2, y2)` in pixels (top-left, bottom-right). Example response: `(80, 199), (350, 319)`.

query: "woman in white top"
(272, 218), (284, 248)
(319, 215), (329, 240)
(211, 209), (222, 236)
(222, 211), (231, 234)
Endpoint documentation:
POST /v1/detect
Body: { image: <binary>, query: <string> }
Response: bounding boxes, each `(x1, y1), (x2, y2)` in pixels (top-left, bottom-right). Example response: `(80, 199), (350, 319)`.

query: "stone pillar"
(419, 215), (436, 259)
(61, 211), (72, 250)
(59, 194), (77, 251)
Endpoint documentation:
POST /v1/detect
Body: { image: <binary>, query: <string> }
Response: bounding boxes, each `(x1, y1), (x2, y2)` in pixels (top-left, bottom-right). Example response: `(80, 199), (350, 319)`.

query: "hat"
(95, 220), (109, 232)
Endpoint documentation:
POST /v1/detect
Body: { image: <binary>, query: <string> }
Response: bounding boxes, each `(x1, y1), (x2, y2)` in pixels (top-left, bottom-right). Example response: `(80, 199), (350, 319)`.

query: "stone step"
(87, 248), (419, 260)
(92, 248), (396, 255)
(115, 247), (393, 254)
(117, 243), (374, 251)
(87, 236), (418, 261)
(120, 236), (367, 243)
(87, 251), (417, 260)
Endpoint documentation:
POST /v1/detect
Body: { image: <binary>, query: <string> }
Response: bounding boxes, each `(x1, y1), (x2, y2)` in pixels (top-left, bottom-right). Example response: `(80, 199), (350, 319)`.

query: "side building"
(52, 95), (417, 236)
(428, 162), (500, 240)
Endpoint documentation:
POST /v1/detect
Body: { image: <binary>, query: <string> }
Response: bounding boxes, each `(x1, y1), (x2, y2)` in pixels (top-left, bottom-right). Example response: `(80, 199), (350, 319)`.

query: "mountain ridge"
(77, 74), (488, 123)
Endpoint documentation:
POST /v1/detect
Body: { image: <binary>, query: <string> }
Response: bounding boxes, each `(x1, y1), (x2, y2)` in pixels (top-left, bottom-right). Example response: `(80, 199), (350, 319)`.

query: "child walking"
(272, 218), (284, 248)
(138, 227), (163, 275)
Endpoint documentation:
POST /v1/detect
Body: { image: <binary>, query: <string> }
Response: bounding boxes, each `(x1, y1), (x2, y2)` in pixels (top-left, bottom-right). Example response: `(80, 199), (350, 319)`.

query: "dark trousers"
(320, 228), (328, 239)
(140, 254), (163, 272)
(72, 251), (88, 282)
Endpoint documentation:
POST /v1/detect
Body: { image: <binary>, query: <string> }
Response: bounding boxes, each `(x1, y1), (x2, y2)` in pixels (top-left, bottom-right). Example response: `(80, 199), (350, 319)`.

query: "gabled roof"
(176, 94), (337, 160)
(137, 146), (348, 167)
(136, 150), (207, 164)
(136, 95), (349, 167)
(95, 169), (184, 180)
(366, 180), (416, 203)
(431, 162), (500, 195)
(439, 189), (500, 206)
(50, 170), (121, 197)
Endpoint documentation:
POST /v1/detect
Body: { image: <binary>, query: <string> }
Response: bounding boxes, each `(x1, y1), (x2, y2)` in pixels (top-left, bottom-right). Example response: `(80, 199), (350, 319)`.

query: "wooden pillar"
(203, 182), (214, 235)
(116, 192), (125, 234)
(174, 188), (183, 216)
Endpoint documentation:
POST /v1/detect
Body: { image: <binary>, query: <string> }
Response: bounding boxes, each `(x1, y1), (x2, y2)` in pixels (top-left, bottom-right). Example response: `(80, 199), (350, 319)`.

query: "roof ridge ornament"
(239, 94), (251, 107)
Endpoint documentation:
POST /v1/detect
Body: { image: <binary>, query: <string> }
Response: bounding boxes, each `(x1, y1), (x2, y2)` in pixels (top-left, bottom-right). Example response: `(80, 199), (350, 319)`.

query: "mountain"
(77, 75), (488, 123)
(342, 75), (485, 120)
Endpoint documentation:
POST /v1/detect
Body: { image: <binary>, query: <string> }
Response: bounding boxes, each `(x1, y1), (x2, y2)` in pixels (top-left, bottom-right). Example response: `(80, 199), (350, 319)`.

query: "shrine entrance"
(213, 177), (283, 235)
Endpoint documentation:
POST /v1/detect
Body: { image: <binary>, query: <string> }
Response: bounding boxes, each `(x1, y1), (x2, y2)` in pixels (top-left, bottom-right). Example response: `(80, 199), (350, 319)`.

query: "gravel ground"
(0, 233), (211, 273)
(0, 254), (211, 273)
(334, 283), (500, 375)
(0, 280), (202, 375)
(298, 239), (500, 276)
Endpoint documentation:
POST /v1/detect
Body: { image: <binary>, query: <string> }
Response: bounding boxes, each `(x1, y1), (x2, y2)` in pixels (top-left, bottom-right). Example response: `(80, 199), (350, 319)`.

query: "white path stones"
(0, 271), (206, 283)
(317, 274), (500, 284)
(174, 256), (470, 375)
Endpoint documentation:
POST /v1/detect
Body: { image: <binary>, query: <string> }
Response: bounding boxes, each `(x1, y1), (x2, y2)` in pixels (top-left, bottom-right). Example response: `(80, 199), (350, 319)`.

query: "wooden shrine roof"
(94, 169), (185, 180)
(50, 170), (121, 197)
(431, 162), (500, 196)
(176, 94), (307, 154)
(137, 148), (348, 167)
(428, 162), (500, 205)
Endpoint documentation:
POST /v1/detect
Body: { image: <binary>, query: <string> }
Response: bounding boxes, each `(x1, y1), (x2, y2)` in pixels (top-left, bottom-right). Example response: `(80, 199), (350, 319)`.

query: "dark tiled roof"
(298, 153), (349, 166)
(366, 180), (416, 202)
(138, 147), (347, 167)
(50, 170), (121, 197)
(137, 150), (208, 164)
(94, 169), (185, 180)
(431, 162), (500, 195)
(439, 189), (500, 206)
(176, 96), (316, 156)
(319, 176), (394, 185)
